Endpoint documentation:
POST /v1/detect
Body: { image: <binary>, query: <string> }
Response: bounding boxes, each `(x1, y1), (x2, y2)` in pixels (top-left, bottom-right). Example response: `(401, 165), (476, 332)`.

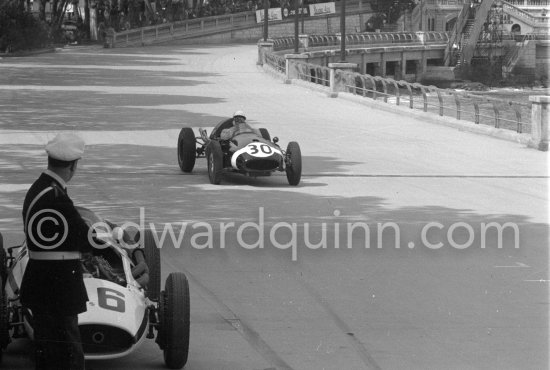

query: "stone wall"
(534, 42), (549, 83)
(172, 12), (372, 44)
(514, 40), (537, 80)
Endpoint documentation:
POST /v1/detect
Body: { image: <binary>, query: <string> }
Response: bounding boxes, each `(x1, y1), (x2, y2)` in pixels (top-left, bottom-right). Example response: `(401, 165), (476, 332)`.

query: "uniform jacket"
(20, 171), (92, 316)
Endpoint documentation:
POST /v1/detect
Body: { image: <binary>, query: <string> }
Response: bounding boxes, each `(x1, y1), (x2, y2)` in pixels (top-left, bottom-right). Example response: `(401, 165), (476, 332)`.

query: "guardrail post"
(327, 62), (357, 98)
(299, 34), (309, 51)
(257, 40), (275, 66)
(415, 31), (426, 45)
(104, 28), (115, 48)
(285, 54), (309, 84)
(528, 96), (549, 151)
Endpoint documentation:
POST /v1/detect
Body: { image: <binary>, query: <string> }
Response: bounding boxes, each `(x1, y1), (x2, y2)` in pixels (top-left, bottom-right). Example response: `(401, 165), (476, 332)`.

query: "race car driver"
(20, 133), (92, 370)
(220, 110), (258, 140)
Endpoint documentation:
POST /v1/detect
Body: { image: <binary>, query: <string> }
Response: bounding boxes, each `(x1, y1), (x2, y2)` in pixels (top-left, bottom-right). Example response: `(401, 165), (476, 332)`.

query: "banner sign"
(308, 1), (336, 17)
(281, 6), (310, 18)
(256, 8), (283, 23)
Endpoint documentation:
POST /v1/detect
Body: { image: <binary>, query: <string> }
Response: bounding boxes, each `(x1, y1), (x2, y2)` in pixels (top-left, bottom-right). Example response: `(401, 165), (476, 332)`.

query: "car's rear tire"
(285, 141), (302, 186)
(160, 272), (190, 369)
(141, 229), (161, 301)
(206, 141), (223, 185)
(177, 127), (196, 173)
(259, 128), (271, 141)
(0, 233), (5, 284)
(0, 275), (9, 357)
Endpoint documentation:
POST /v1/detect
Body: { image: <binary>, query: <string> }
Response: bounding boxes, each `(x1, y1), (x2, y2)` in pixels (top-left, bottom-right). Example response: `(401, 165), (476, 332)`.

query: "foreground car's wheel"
(0, 276), (9, 357)
(0, 233), (5, 283)
(206, 141), (223, 185)
(285, 141), (302, 186)
(259, 128), (271, 141)
(159, 272), (190, 369)
(142, 229), (161, 301)
(177, 127), (196, 173)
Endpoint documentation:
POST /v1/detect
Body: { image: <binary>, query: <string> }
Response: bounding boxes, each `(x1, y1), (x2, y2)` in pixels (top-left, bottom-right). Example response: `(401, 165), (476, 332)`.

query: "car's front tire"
(159, 272), (190, 369)
(285, 141), (302, 186)
(177, 127), (196, 173)
(206, 141), (223, 185)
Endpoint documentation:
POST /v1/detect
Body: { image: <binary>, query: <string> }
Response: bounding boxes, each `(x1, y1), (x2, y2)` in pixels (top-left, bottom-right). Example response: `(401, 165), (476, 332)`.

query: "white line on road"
(494, 262), (530, 268)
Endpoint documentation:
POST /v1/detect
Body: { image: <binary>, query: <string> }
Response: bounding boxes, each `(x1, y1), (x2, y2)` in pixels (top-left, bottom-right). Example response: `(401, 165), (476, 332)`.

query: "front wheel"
(285, 141), (302, 186)
(206, 141), (223, 185)
(159, 272), (190, 369)
(177, 127), (196, 173)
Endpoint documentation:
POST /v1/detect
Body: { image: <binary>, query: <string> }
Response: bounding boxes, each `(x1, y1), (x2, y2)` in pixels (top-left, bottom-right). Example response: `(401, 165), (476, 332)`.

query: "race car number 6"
(246, 143), (273, 157)
(97, 287), (125, 313)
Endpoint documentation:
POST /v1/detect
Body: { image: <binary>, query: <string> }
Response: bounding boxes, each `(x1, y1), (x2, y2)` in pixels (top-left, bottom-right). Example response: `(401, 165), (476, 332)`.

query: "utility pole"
(263, 0), (269, 41)
(340, 0), (346, 62)
(294, 0), (299, 53)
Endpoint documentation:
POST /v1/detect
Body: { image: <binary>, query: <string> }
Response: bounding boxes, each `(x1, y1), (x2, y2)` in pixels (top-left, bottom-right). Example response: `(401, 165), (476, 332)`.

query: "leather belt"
(28, 251), (81, 261)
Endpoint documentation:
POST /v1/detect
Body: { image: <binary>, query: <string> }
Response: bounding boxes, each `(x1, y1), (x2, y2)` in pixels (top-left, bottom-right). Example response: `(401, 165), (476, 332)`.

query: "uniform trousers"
(32, 312), (85, 370)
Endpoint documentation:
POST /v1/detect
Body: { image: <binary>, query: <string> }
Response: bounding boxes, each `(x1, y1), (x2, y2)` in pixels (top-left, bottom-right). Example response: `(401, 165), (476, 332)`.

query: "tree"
(0, 0), (50, 51)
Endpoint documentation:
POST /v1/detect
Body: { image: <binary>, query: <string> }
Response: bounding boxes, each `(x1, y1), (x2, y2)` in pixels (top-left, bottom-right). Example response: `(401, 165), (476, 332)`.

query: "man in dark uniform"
(20, 133), (92, 370)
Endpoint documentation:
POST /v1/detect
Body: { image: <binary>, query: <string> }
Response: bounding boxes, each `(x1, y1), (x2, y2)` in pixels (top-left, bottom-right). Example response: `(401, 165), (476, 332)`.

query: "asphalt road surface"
(0, 43), (548, 370)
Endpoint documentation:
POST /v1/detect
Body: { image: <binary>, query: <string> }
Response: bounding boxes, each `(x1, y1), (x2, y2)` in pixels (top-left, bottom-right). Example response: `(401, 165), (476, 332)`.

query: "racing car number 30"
(244, 143), (280, 158)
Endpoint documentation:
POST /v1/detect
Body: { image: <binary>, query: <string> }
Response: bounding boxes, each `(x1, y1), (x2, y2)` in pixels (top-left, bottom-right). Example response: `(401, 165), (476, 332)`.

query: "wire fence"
(278, 61), (532, 132)
(263, 31), (544, 133)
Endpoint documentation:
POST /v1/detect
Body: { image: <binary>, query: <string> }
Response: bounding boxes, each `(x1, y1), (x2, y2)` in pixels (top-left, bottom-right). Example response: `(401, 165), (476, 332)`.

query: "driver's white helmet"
(233, 110), (246, 120)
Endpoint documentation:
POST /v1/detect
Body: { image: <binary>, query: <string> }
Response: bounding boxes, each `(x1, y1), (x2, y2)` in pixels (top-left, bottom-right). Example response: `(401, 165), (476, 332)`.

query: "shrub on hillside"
(0, 2), (51, 53)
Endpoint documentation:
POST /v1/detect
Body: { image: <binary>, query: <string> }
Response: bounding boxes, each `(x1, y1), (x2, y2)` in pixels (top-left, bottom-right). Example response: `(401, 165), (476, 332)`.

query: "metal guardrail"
(264, 33), (533, 133)
(339, 72), (531, 133)
(265, 53), (286, 74)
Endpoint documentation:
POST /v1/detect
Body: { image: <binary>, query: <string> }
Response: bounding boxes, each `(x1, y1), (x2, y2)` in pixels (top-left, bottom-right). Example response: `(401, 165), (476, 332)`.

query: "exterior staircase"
(459, 0), (495, 66)
(444, 0), (496, 67)
(502, 35), (529, 77)
(444, 1), (471, 66)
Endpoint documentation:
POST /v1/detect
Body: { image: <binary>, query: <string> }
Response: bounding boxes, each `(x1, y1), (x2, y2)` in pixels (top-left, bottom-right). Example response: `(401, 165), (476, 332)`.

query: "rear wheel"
(177, 127), (196, 173)
(259, 128), (271, 141)
(141, 229), (161, 301)
(0, 276), (9, 359)
(206, 141), (223, 185)
(159, 272), (190, 369)
(285, 141), (302, 186)
(0, 233), (5, 284)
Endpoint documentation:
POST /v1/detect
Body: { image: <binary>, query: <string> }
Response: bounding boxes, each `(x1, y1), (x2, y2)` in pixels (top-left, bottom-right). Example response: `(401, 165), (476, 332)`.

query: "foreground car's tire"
(0, 276), (9, 357)
(0, 233), (5, 284)
(160, 272), (190, 369)
(142, 229), (161, 301)
(259, 128), (271, 141)
(285, 141), (302, 186)
(177, 127), (196, 173)
(206, 141), (223, 185)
